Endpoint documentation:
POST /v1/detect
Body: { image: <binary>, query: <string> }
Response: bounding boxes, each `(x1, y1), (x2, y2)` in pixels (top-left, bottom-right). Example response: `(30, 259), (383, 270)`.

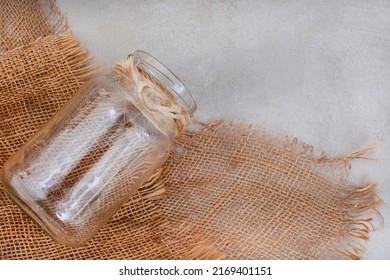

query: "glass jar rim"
(131, 50), (197, 116)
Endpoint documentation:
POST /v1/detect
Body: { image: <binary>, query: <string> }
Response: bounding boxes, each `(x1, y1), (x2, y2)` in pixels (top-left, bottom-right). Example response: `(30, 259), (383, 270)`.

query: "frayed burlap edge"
(331, 183), (383, 259)
(38, 0), (69, 34)
(0, 31), (99, 83)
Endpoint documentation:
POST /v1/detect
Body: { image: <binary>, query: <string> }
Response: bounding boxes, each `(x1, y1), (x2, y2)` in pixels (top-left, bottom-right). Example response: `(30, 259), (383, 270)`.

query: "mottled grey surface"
(57, 0), (390, 259)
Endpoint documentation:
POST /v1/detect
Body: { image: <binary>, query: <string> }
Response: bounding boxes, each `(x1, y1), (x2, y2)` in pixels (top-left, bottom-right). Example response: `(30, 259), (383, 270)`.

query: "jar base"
(3, 182), (84, 248)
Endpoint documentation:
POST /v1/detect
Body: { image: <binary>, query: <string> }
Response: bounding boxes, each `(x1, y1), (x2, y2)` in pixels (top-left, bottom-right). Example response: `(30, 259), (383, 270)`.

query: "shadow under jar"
(1, 51), (196, 247)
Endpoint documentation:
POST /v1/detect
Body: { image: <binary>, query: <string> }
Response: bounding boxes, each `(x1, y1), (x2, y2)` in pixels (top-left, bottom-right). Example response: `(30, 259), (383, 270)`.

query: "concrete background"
(56, 0), (390, 259)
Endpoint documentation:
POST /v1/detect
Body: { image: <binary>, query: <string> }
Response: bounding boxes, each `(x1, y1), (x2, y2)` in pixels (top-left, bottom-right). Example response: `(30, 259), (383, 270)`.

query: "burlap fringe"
(279, 130), (383, 259)
(0, 31), (101, 83)
(38, 0), (69, 34)
(331, 182), (383, 260)
(56, 33), (101, 81)
(55, 32), (101, 83)
(196, 119), (381, 163)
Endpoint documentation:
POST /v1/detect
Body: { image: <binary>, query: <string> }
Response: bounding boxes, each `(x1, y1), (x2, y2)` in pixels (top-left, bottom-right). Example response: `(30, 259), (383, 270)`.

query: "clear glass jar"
(1, 51), (196, 247)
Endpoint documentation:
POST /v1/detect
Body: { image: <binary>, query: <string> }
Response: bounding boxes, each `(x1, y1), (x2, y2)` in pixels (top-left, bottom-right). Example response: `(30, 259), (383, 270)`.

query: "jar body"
(1, 51), (195, 247)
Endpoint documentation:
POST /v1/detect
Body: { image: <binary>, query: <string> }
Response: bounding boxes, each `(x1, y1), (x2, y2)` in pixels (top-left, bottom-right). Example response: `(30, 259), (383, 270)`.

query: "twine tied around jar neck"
(113, 55), (191, 136)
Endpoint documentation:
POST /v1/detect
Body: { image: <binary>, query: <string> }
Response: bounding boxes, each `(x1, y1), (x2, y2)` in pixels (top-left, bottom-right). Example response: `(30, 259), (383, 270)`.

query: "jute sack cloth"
(0, 0), (67, 53)
(156, 122), (382, 259)
(0, 0), (382, 259)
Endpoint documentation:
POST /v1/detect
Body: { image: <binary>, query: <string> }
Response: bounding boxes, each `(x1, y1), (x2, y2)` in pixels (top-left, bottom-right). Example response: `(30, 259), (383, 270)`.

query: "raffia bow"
(113, 55), (191, 136)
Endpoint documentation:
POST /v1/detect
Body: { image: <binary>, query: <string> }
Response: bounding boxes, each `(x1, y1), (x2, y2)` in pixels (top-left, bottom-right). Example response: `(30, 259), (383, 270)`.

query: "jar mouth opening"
(131, 50), (197, 116)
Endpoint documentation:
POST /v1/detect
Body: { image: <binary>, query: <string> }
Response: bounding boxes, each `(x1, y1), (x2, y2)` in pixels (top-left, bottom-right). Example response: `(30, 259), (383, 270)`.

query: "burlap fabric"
(157, 122), (382, 259)
(0, 0), (67, 53)
(0, 0), (382, 259)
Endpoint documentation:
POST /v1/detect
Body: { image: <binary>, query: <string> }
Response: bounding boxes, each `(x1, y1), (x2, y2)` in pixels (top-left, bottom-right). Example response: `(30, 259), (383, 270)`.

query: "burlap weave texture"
(0, 0), (67, 53)
(0, 0), (382, 259)
(156, 121), (382, 259)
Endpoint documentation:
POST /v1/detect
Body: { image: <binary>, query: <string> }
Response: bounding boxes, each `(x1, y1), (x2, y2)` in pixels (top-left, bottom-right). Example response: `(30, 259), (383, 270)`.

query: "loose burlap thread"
(0, 0), (382, 259)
